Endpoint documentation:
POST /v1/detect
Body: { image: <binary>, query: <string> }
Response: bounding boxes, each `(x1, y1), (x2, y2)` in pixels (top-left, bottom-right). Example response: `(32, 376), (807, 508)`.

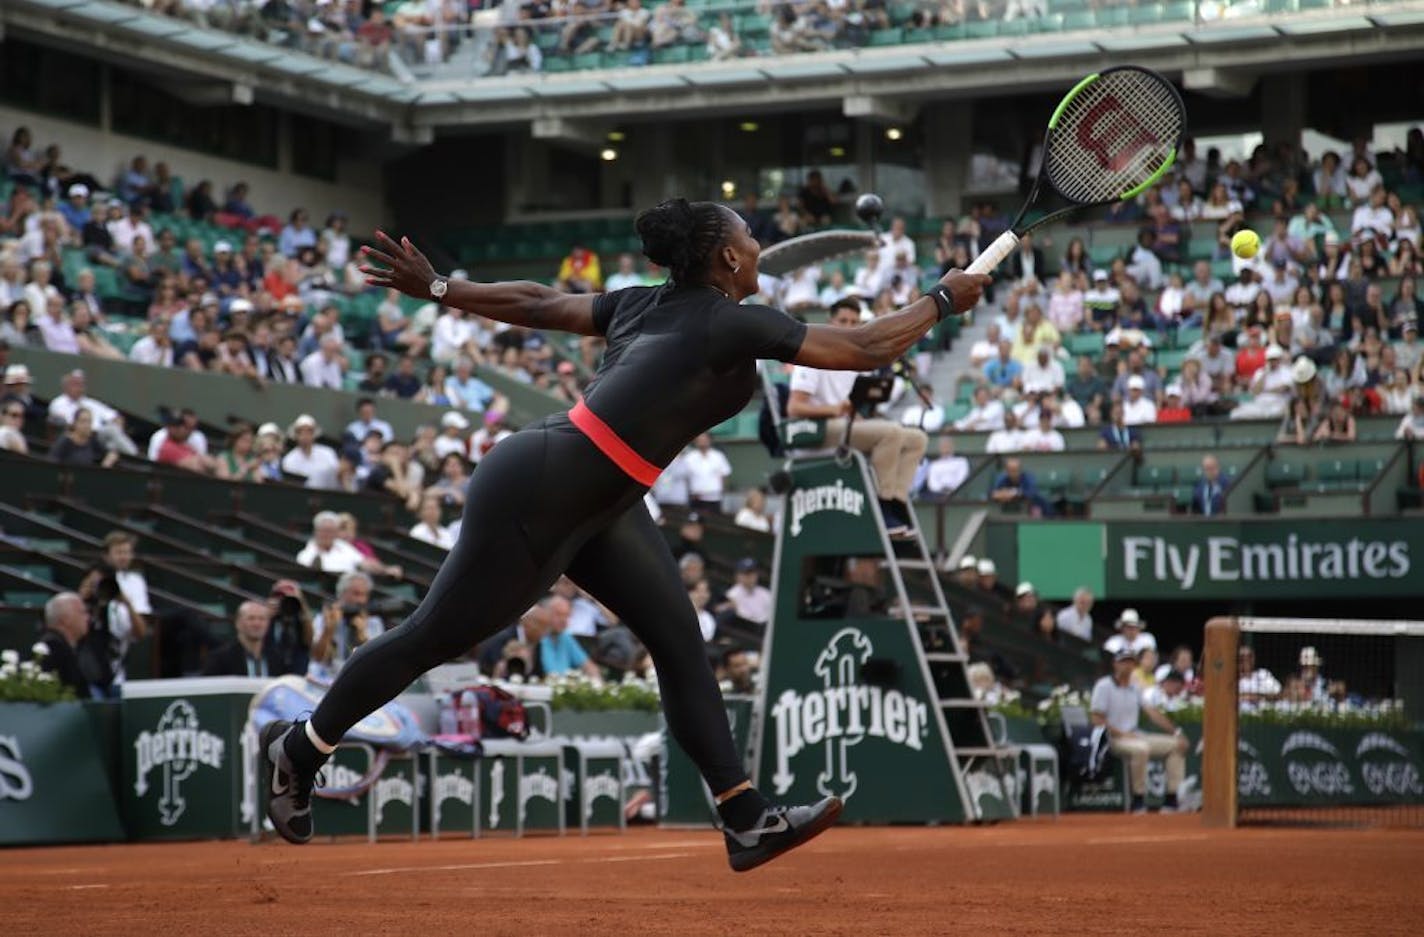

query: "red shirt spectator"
(1235, 333), (1267, 382)
(157, 434), (198, 466)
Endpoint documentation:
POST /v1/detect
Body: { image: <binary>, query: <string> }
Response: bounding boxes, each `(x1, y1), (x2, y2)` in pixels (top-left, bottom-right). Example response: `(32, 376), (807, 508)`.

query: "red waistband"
(568, 399), (662, 487)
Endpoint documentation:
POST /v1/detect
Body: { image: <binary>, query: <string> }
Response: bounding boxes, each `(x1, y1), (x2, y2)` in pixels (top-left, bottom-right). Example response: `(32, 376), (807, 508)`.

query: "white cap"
(4, 364), (32, 384)
(958, 555), (978, 570)
(1117, 608), (1143, 629)
(1014, 581), (1035, 597)
(256, 422), (281, 438)
(1299, 646), (1323, 667)
(441, 411), (470, 430)
(1165, 383), (1182, 397)
(214, 240), (233, 254)
(1092, 268), (1108, 280)
(228, 298), (254, 314)
(1292, 357), (1317, 384)
(1127, 375), (1146, 390)
(1265, 345), (1285, 360)
(976, 558), (997, 576)
(288, 414), (319, 437)
(68, 184), (89, 198)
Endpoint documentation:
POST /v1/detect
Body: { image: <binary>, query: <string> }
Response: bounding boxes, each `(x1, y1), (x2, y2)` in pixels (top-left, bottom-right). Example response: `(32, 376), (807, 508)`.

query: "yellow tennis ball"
(1231, 229), (1260, 259)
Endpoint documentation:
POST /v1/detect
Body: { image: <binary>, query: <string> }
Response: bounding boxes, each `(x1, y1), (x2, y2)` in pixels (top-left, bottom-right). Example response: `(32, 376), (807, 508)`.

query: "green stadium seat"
(572, 52), (602, 70)
(1313, 459), (1356, 492)
(1357, 457), (1386, 481)
(1138, 465), (1176, 489)
(654, 45), (691, 64)
(904, 27), (934, 43)
(1063, 9), (1094, 29)
(6, 565), (54, 582)
(965, 21), (998, 39)
(869, 28), (905, 46)
(1163, 0), (1194, 19)
(1038, 468), (1073, 499)
(934, 24), (966, 40)
(1097, 6), (1130, 26)
(3, 591), (51, 608)
(1266, 462), (1306, 490)
(999, 19), (1030, 36)
(1129, 4), (1165, 24)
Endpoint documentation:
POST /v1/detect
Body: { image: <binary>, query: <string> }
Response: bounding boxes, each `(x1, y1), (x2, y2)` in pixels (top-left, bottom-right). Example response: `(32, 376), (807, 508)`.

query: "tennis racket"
(966, 65), (1186, 277)
(757, 230), (880, 277)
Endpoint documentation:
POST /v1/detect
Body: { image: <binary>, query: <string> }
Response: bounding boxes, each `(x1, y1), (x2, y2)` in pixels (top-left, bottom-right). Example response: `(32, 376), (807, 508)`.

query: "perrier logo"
(789, 480), (866, 537)
(133, 700), (225, 826)
(770, 628), (929, 800)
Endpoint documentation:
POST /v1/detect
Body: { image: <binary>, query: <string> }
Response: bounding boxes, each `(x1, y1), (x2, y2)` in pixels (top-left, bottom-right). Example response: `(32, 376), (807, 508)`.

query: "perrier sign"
(753, 455), (978, 824)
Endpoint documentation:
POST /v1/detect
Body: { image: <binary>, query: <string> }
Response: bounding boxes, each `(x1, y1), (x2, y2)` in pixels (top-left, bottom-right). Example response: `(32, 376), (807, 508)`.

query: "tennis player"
(262, 198), (988, 871)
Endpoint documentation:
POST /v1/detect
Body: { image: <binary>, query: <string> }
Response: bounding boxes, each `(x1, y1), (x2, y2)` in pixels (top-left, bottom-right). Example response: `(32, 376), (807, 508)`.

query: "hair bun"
(635, 199), (696, 273)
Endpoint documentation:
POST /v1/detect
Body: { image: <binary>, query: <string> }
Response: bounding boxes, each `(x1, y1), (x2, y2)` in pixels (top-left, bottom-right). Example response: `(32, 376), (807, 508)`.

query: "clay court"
(5, 814), (1420, 937)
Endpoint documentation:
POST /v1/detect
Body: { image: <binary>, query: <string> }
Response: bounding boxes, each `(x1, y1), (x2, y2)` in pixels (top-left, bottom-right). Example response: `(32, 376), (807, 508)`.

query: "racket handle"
(966, 231), (1020, 276)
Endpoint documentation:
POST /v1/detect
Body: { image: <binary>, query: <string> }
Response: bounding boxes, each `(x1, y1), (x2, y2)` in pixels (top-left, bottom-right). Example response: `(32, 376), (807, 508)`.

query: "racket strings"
(1047, 71), (1184, 204)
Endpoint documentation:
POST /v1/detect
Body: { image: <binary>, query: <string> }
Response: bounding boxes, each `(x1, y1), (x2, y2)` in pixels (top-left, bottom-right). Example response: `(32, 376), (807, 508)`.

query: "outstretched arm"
(360, 231), (601, 336)
(793, 270), (989, 371)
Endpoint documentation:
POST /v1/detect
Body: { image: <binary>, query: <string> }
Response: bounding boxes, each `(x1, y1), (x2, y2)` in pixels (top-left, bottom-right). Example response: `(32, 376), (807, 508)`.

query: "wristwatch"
(429, 276), (449, 300)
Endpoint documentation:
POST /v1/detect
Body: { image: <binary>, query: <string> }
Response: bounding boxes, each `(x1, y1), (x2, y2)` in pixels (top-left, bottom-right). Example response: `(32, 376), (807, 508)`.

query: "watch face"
(431, 279), (447, 298)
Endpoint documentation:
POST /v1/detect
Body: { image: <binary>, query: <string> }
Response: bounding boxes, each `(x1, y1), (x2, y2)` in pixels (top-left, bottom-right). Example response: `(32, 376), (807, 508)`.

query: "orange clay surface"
(3, 814), (1421, 937)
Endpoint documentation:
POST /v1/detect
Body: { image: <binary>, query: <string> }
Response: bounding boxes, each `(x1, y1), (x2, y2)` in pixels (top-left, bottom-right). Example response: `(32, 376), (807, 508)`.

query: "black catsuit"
(310, 283), (807, 794)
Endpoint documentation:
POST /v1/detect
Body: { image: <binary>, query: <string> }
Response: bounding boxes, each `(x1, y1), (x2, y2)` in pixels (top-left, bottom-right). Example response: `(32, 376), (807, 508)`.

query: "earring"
(732, 264), (741, 273)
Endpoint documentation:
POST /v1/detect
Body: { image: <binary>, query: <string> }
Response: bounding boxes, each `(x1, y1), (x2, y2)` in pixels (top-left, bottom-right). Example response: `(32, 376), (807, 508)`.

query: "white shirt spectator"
(433, 434), (467, 460)
(683, 446), (733, 504)
(1103, 630), (1158, 656)
(1239, 667), (1282, 699)
(1345, 170), (1383, 204)
(652, 452), (690, 505)
(853, 263), (883, 297)
(1350, 203), (1393, 238)
(1056, 605), (1092, 641)
(1089, 674), (1141, 733)
(49, 393), (120, 430)
(781, 266), (822, 309)
(1057, 397), (1087, 428)
(115, 568), (153, 616)
(954, 398), (1005, 432)
(1127, 245), (1163, 290)
(733, 506), (772, 532)
(300, 350), (344, 389)
(108, 216), (155, 254)
(1157, 284), (1186, 322)
(1224, 279), (1261, 317)
(1262, 271), (1299, 306)
(878, 231), (916, 271)
(296, 536), (365, 572)
(345, 417), (394, 443)
(1141, 683), (1188, 712)
(985, 426), (1024, 453)
(968, 334), (1001, 368)
(409, 521), (454, 549)
(129, 334), (175, 367)
(146, 426), (209, 461)
(282, 444), (340, 488)
(723, 582), (772, 624)
(925, 453), (970, 495)
(1122, 395), (1158, 426)
(605, 270), (642, 291)
(1020, 426), (1065, 452)
(431, 312), (477, 363)
(1021, 357), (1066, 391)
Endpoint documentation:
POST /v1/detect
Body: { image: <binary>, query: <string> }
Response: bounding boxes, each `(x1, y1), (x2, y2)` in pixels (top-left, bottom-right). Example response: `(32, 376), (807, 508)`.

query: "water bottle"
(459, 690), (481, 739)
(437, 692), (458, 736)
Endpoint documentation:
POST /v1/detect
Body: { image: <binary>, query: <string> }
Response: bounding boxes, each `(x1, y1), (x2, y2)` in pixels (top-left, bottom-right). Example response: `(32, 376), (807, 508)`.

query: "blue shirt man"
(984, 342), (1023, 388)
(536, 595), (599, 678)
(1192, 454), (1226, 516)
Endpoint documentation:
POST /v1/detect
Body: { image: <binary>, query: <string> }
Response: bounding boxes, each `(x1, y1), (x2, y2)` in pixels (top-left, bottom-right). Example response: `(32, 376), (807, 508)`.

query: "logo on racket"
(1075, 96), (1159, 173)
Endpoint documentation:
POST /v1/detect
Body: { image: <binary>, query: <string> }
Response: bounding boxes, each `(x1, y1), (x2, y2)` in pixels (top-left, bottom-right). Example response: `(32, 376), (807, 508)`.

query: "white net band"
(1240, 618), (1424, 637)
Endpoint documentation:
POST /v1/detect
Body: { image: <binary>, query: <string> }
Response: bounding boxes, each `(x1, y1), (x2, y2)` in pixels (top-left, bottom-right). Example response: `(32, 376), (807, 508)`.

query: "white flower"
(18, 660), (37, 675)
(31, 642), (49, 658)
(0, 650), (18, 666)
(507, 674), (525, 685)
(0, 663), (16, 679)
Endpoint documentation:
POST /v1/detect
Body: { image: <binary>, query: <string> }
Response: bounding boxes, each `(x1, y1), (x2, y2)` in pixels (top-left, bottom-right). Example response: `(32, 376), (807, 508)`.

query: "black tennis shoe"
(723, 796), (843, 873)
(261, 720), (319, 844)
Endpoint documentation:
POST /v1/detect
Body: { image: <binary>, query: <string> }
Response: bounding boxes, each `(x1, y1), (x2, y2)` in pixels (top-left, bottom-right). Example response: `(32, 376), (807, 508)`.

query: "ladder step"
(940, 699), (991, 708)
(924, 652), (967, 663)
(955, 747), (1014, 758)
(908, 605), (949, 618)
(894, 559), (934, 570)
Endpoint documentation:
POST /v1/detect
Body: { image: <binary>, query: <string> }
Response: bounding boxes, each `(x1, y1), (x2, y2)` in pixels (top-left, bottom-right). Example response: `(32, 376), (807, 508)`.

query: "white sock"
(304, 720), (337, 755)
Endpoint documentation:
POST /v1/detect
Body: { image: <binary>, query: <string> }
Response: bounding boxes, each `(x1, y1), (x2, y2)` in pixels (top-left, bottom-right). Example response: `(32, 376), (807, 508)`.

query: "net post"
(1201, 617), (1240, 828)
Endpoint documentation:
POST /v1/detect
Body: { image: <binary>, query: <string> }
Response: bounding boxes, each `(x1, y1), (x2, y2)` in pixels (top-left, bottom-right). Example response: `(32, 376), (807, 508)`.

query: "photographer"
(265, 579), (314, 677)
(76, 563), (144, 698)
(309, 571), (383, 678)
(476, 603), (551, 681)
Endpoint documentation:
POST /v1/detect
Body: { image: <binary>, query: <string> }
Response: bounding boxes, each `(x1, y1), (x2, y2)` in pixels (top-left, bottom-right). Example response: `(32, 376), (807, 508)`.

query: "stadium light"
(600, 148), (618, 162)
(607, 131), (626, 142)
(828, 146), (846, 158)
(885, 127), (903, 141)
(721, 180), (736, 198)
(739, 121), (759, 132)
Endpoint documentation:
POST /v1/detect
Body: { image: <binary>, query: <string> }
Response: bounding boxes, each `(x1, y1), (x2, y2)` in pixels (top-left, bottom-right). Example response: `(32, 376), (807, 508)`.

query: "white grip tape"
(965, 231), (1020, 276)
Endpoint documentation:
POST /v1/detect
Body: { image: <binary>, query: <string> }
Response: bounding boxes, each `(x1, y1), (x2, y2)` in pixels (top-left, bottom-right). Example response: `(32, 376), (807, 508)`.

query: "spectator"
(299, 333), (347, 389)
(385, 354), (423, 399)
(1090, 646), (1188, 813)
(278, 208), (317, 257)
(1296, 646), (1330, 701)
(50, 407), (118, 467)
(538, 594), (601, 678)
(1394, 394), (1424, 440)
(954, 385), (1006, 432)
(0, 397), (27, 453)
(37, 592), (91, 697)
(365, 440), (425, 513)
(734, 487), (773, 532)
(215, 422), (263, 482)
(718, 558), (773, 627)
(35, 291), (79, 354)
(1047, 271), (1084, 333)
(1312, 399), (1357, 443)
(296, 511), (366, 573)
(1191, 454), (1227, 516)
(922, 434), (970, 497)
(1157, 384), (1191, 424)
(1121, 376), (1158, 426)
(409, 493), (454, 549)
(446, 354), (496, 411)
(281, 414), (340, 488)
(310, 571), (383, 676)
(1103, 608), (1157, 657)
(990, 457), (1050, 515)
(1055, 587), (1094, 642)
(688, 577), (717, 642)
(706, 12), (743, 61)
(435, 410), (471, 460)
(556, 245), (602, 293)
(468, 410), (513, 464)
(1141, 667), (1190, 712)
(154, 413), (218, 474)
(1012, 581), (1054, 635)
(798, 170), (835, 225)
(1230, 346), (1293, 420)
(266, 333), (301, 383)
(1083, 269), (1120, 330)
(344, 397), (394, 445)
(77, 563), (142, 697)
(719, 646), (756, 694)
(2, 364), (42, 424)
(203, 601), (276, 677)
(1237, 645), (1282, 704)
(431, 304), (480, 365)
(477, 605), (551, 680)
(682, 432), (733, 514)
(1096, 401), (1141, 452)
(983, 339), (1022, 389)
(985, 411), (1024, 454)
(1020, 409), (1065, 452)
(429, 452), (471, 509)
(129, 316), (176, 367)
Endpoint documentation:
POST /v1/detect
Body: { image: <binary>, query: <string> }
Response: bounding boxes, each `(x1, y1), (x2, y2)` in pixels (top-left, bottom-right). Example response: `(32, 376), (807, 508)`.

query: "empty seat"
(1266, 462), (1306, 489)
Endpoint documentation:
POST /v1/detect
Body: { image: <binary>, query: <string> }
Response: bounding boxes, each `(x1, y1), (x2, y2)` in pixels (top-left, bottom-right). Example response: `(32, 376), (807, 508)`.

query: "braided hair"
(634, 198), (729, 286)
